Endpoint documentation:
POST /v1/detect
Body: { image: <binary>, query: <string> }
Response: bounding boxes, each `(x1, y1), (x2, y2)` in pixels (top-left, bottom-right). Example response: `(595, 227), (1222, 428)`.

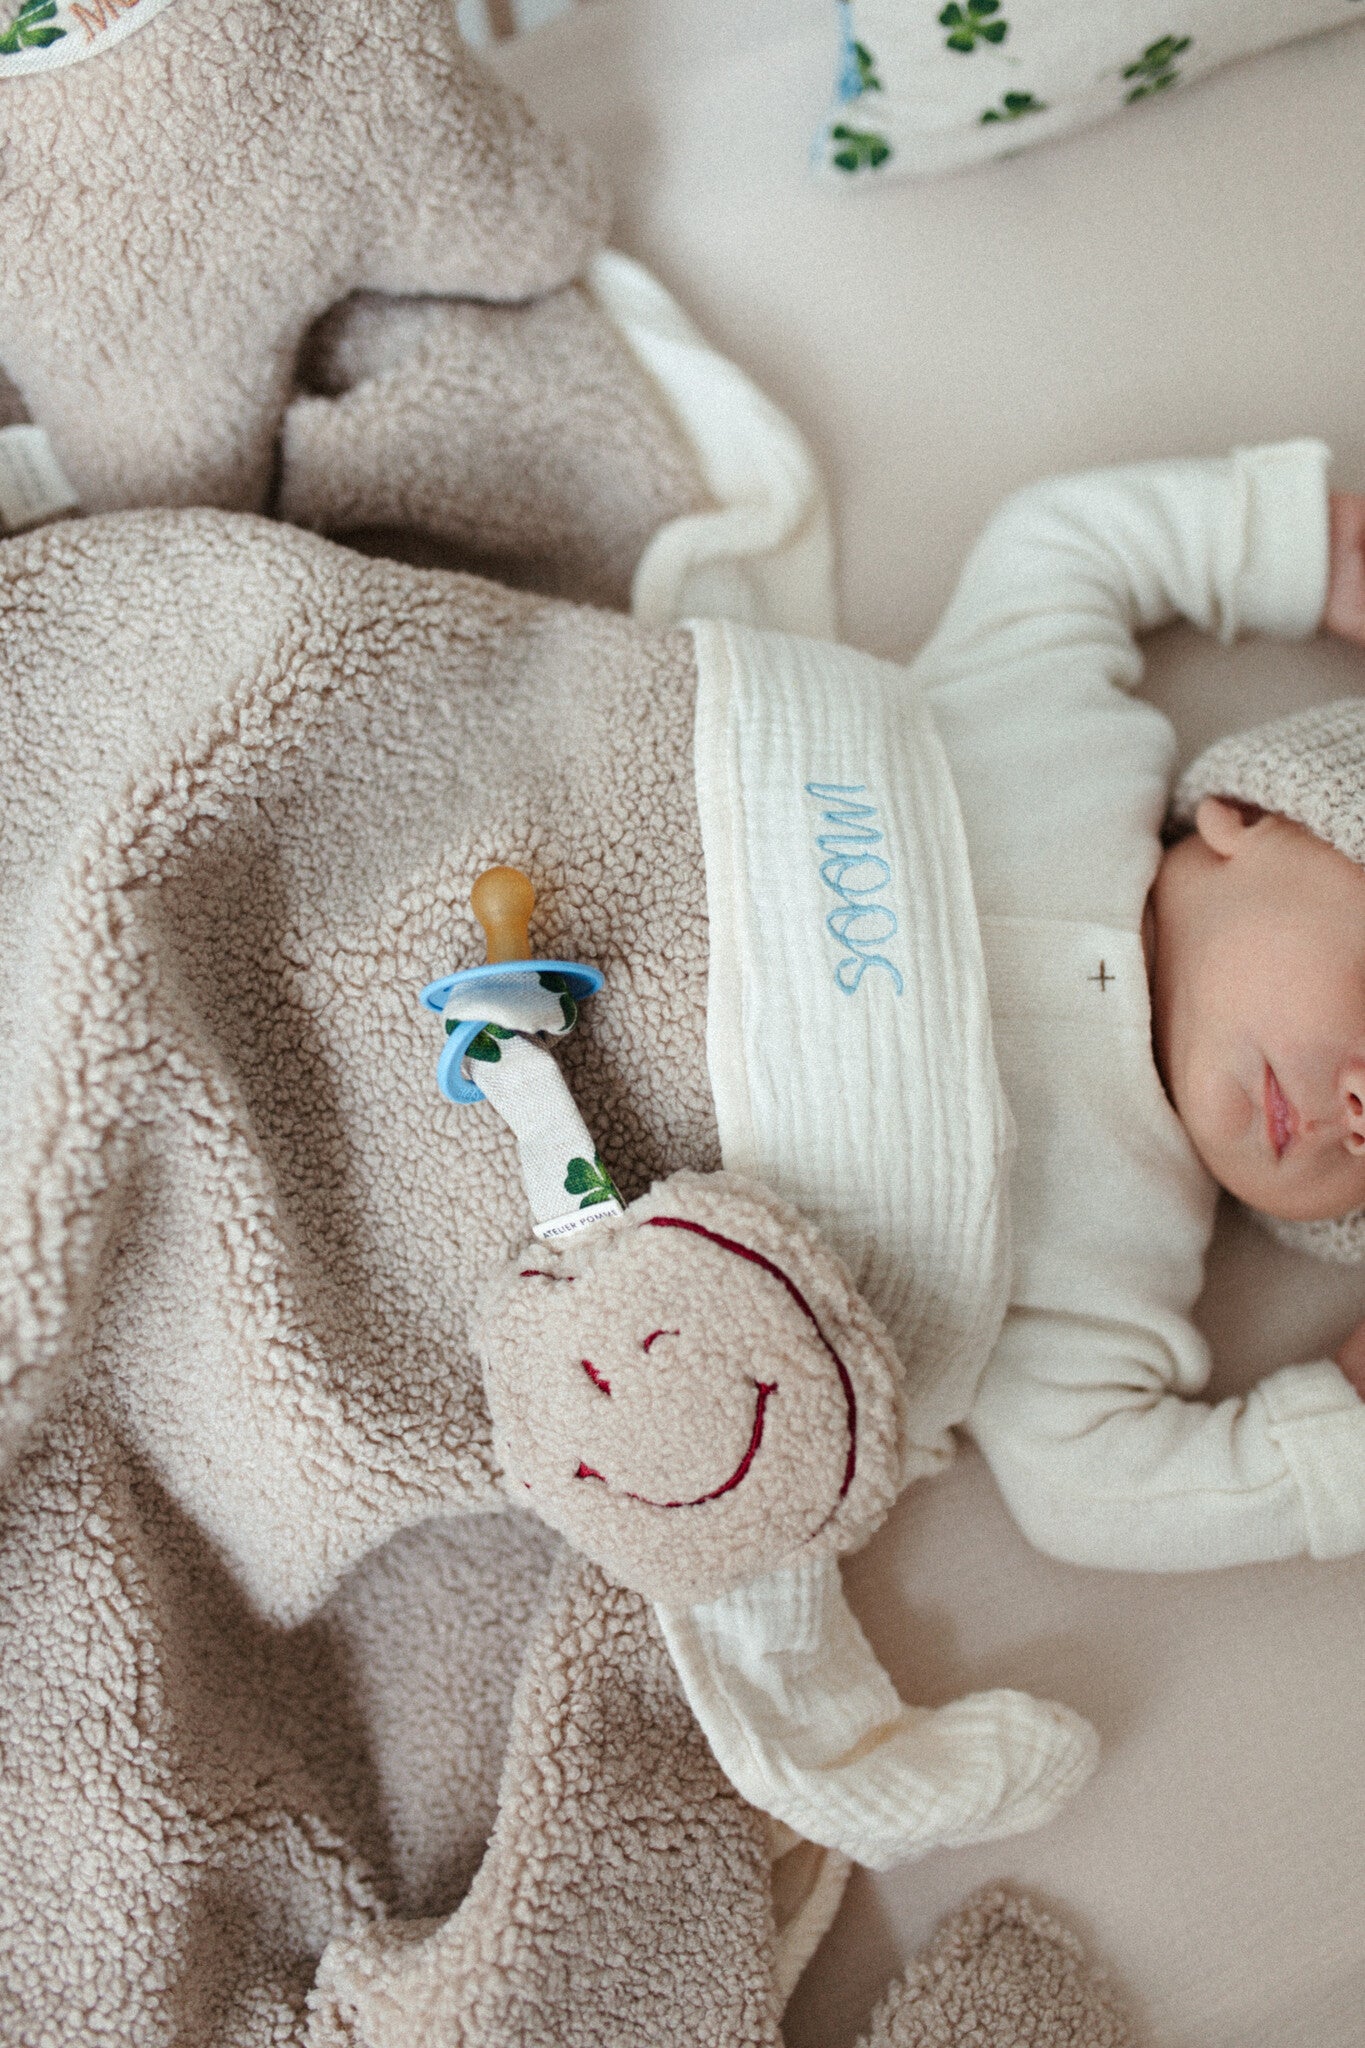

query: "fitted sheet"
(496, 9), (1365, 2045)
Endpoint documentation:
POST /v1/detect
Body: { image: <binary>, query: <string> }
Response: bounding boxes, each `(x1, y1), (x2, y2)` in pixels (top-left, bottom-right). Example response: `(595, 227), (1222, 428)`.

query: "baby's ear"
(1194, 794), (1266, 854)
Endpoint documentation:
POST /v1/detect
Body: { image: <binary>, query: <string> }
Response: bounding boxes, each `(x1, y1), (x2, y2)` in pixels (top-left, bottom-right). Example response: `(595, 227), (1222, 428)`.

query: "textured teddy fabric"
(1173, 695), (1365, 1262)
(308, 1551), (782, 2047)
(859, 1887), (1136, 2048)
(0, 506), (716, 1586)
(0, 507), (728, 2038)
(0, 0), (608, 514)
(283, 282), (711, 611)
(478, 1169), (902, 1604)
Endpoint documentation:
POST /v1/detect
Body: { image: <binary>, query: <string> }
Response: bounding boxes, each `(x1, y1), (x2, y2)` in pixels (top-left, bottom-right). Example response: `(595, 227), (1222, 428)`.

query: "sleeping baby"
(930, 445), (1365, 1570)
(663, 437), (1365, 1863)
(932, 440), (1365, 1569)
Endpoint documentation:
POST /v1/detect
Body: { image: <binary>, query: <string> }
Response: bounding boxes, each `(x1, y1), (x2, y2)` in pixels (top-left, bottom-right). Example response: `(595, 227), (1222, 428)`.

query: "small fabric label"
(0, 425), (79, 532)
(533, 1200), (625, 1243)
(0, 0), (179, 78)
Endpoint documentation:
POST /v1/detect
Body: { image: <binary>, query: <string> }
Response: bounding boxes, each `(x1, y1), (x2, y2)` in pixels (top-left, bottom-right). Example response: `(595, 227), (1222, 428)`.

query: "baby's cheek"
(1179, 1055), (1253, 1183)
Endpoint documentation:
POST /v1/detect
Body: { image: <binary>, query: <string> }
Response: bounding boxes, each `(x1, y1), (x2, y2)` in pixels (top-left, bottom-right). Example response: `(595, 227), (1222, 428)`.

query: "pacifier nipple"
(471, 866), (535, 964)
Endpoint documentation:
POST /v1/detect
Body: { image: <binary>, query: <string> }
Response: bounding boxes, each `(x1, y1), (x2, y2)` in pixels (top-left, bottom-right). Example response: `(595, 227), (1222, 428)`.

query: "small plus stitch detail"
(1089, 961), (1114, 992)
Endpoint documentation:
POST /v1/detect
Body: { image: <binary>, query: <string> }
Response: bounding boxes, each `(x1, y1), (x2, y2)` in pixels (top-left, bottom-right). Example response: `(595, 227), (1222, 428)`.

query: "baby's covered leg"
(306, 1552), (784, 2047)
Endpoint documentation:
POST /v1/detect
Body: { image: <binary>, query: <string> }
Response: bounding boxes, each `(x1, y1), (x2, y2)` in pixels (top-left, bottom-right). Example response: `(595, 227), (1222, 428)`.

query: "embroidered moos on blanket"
(0, 0), (609, 515)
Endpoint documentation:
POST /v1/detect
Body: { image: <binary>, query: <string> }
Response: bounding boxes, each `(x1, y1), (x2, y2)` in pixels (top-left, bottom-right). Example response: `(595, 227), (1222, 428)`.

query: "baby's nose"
(1344, 1068), (1365, 1152)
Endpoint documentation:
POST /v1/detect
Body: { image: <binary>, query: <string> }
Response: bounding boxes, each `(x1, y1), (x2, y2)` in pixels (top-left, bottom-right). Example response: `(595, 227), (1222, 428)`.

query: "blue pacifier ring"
(420, 959), (604, 1105)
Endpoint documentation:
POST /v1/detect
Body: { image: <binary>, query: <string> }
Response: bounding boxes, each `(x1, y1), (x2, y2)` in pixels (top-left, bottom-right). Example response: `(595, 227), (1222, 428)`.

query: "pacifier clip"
(421, 867), (624, 1242)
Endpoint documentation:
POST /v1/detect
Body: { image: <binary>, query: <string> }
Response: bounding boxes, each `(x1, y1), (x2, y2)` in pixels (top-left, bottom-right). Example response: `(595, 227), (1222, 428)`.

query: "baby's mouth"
(1265, 1063), (1299, 1160)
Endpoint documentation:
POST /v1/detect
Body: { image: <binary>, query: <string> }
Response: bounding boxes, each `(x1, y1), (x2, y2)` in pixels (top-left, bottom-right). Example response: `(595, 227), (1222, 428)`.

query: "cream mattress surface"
(497, 10), (1365, 2043)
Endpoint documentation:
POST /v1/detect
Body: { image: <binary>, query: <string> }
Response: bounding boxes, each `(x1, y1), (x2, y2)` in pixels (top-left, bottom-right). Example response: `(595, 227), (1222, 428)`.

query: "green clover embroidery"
(564, 1153), (622, 1210)
(1123, 34), (1191, 102)
(448, 1020), (514, 1064)
(0, 0), (65, 53)
(830, 124), (893, 173)
(852, 39), (883, 93)
(981, 90), (1047, 124)
(538, 971), (578, 1033)
(939, 1), (1007, 55)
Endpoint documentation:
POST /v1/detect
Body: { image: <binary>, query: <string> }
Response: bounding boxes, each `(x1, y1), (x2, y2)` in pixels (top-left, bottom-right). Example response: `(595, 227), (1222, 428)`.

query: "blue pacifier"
(420, 867), (602, 1105)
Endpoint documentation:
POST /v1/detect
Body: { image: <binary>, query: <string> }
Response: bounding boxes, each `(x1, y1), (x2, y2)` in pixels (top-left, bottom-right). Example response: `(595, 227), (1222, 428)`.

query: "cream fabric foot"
(658, 1553), (1098, 1871)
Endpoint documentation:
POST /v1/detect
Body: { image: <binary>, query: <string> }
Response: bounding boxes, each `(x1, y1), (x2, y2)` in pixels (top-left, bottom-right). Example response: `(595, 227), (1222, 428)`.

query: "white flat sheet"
(498, 11), (1365, 2043)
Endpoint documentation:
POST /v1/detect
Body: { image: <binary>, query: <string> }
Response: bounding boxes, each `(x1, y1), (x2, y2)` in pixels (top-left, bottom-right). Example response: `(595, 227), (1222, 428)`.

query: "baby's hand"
(1334, 1316), (1365, 1399)
(1324, 493), (1365, 645)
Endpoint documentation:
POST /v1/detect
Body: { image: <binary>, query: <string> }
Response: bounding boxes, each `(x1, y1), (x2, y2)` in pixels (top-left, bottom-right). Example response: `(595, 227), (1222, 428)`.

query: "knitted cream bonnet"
(1170, 697), (1365, 1262)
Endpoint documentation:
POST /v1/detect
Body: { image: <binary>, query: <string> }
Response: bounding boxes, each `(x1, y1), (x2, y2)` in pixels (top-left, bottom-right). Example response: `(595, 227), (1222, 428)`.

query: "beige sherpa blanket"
(0, 0), (1142, 2017)
(0, 490), (1141, 2044)
(0, 499), (723, 2038)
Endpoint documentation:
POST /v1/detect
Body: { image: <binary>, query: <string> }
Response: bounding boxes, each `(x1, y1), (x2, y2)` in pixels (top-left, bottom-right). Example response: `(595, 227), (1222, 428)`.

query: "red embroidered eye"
(519, 1269), (574, 1282)
(642, 1328), (681, 1354)
(580, 1359), (611, 1396)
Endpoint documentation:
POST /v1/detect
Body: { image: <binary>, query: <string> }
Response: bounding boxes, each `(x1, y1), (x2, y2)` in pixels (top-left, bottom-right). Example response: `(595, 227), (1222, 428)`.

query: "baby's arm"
(913, 442), (1330, 710)
(970, 1314), (1365, 1571)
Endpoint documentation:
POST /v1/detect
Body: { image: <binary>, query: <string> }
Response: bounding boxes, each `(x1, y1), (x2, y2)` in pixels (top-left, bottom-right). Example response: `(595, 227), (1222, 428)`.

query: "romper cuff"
(1231, 440), (1331, 642)
(1259, 1359), (1365, 1559)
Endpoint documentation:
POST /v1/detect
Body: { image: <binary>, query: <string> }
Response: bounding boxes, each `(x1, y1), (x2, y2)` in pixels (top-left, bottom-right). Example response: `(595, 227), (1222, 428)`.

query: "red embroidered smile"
(575, 1380), (779, 1508)
(556, 1215), (859, 1520)
(1265, 1062), (1299, 1160)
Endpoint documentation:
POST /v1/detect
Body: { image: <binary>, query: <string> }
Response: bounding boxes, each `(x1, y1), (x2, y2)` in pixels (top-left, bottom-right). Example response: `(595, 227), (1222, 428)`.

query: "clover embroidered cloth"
(476, 1039), (625, 1240)
(817, 0), (1365, 182)
(0, 0), (178, 78)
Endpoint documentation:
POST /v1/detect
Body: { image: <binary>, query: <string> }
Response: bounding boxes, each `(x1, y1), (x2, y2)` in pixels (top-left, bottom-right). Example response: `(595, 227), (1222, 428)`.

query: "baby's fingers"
(1324, 492), (1365, 644)
(1333, 1314), (1365, 1399)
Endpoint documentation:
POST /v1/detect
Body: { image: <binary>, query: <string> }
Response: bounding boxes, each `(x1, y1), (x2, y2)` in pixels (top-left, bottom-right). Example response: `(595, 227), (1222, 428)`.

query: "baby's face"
(1150, 800), (1365, 1219)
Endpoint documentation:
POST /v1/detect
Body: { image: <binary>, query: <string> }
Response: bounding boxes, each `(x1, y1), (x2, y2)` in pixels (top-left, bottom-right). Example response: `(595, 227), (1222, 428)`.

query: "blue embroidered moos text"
(804, 784), (904, 995)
